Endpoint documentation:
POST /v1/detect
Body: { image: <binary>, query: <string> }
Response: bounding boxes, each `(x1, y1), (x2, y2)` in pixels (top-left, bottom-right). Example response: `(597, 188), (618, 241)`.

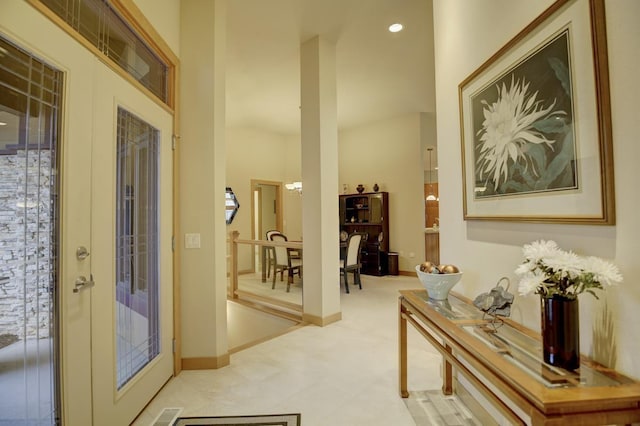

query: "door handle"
(76, 246), (90, 260)
(73, 275), (95, 293)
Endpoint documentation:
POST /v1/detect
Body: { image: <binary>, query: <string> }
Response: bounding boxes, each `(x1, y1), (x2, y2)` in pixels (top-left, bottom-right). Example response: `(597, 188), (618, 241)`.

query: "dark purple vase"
(541, 295), (580, 370)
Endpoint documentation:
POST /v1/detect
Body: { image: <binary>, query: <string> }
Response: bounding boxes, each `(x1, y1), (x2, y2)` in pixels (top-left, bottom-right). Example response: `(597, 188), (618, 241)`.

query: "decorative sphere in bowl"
(415, 265), (463, 300)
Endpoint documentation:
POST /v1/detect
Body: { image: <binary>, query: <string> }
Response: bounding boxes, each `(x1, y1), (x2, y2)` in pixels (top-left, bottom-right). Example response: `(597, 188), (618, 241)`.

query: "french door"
(89, 64), (174, 426)
(1, 3), (174, 425)
(0, 33), (61, 426)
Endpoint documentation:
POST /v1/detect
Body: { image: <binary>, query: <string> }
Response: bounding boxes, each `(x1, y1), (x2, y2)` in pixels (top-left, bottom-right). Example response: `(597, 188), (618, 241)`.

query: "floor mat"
(173, 413), (301, 426)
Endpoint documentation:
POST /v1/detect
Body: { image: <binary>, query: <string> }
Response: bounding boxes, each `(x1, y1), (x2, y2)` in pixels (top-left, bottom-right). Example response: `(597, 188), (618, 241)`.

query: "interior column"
(179, 0), (229, 368)
(300, 36), (341, 325)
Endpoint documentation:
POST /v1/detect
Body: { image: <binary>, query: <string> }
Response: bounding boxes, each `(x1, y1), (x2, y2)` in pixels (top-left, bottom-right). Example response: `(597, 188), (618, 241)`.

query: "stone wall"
(0, 151), (53, 339)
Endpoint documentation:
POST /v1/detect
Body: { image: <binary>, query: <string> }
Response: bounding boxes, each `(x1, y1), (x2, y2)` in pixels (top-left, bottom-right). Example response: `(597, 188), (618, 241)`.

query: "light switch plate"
(184, 233), (201, 249)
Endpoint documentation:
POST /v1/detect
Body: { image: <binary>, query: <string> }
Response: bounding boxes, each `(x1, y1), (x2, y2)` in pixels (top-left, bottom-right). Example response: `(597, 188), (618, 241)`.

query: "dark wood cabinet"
(339, 192), (389, 276)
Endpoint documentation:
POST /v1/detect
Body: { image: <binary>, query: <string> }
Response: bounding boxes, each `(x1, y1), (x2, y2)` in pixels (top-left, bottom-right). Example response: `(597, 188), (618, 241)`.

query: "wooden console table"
(398, 290), (640, 425)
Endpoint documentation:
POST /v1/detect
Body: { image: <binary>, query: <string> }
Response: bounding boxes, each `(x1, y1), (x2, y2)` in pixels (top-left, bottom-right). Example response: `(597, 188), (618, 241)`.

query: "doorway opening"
(250, 180), (283, 274)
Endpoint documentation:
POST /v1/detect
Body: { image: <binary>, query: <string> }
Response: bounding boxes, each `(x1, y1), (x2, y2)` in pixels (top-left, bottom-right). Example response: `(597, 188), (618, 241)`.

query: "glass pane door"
(115, 108), (160, 389)
(90, 61), (172, 426)
(0, 36), (61, 425)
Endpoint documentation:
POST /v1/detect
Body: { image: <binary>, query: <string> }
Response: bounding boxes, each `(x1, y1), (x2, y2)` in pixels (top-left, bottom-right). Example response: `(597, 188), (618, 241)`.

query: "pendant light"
(426, 147), (437, 201)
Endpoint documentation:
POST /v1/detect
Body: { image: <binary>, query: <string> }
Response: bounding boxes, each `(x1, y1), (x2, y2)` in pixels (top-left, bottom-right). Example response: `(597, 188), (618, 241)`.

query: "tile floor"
(134, 274), (463, 426)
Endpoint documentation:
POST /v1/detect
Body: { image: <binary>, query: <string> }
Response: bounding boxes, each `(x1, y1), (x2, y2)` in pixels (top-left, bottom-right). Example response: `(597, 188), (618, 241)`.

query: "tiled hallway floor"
(134, 274), (474, 426)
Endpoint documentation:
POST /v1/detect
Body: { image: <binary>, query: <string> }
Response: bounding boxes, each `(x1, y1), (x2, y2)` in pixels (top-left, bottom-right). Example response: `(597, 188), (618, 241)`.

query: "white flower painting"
(472, 30), (576, 198)
(459, 0), (614, 224)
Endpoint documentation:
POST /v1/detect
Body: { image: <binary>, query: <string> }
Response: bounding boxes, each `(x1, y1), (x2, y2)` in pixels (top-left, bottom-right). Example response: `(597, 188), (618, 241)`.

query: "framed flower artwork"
(458, 0), (615, 224)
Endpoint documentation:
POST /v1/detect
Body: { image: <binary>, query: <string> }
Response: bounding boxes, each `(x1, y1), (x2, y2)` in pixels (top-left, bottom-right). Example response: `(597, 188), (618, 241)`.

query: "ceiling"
(1, 0), (437, 169)
(225, 0), (436, 138)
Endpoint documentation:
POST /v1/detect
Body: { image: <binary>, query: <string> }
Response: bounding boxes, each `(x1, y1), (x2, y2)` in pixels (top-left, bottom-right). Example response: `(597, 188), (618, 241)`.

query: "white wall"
(226, 127), (303, 268)
(283, 189), (303, 240)
(226, 127), (288, 232)
(283, 134), (303, 239)
(133, 0), (181, 56)
(339, 113), (425, 272)
(230, 115), (428, 274)
(227, 301), (295, 349)
(421, 112), (438, 185)
(434, 0), (640, 379)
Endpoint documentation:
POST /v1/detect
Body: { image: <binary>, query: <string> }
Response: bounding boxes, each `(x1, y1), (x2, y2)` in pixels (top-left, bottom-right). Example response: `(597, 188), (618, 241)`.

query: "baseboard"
(229, 322), (307, 355)
(302, 311), (341, 326)
(182, 353), (230, 370)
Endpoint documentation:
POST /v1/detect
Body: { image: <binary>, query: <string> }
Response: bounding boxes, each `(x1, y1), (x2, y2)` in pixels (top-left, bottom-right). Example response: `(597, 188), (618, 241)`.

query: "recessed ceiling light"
(388, 23), (403, 33)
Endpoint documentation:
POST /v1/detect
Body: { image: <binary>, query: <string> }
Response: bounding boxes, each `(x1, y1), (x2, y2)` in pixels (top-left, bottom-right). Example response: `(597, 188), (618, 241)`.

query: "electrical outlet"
(409, 252), (415, 258)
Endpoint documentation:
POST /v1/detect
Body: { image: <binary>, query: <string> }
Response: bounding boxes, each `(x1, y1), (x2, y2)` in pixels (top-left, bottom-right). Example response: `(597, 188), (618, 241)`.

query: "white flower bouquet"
(515, 240), (623, 300)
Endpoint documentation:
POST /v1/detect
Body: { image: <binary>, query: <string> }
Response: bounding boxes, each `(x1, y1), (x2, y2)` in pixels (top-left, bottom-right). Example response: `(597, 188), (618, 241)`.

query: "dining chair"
(269, 232), (302, 292)
(340, 232), (367, 293)
(264, 229), (280, 279)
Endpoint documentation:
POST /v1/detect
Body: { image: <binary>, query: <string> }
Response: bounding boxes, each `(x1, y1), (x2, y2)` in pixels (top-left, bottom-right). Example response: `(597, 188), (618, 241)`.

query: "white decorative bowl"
(415, 265), (463, 300)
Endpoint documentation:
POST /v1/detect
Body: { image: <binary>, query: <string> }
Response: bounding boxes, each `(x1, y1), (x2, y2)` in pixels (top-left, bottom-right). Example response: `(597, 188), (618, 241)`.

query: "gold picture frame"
(459, 0), (614, 224)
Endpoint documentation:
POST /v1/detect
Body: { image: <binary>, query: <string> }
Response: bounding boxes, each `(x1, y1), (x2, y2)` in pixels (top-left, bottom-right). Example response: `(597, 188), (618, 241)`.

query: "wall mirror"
(225, 187), (240, 224)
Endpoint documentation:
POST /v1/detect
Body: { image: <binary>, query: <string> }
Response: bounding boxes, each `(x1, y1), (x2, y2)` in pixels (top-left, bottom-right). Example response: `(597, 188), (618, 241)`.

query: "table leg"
(443, 344), (453, 395)
(261, 246), (267, 282)
(399, 297), (409, 398)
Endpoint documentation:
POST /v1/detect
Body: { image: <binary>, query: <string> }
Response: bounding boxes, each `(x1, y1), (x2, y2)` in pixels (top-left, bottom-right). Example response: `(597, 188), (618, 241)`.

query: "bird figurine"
(473, 277), (514, 318)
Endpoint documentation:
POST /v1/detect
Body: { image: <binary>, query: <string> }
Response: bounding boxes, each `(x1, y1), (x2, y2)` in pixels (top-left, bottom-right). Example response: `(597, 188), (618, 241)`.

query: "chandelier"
(285, 181), (302, 194)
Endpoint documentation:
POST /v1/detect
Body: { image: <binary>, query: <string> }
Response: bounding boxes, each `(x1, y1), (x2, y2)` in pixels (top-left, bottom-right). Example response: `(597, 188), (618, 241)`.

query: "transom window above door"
(38, 0), (170, 104)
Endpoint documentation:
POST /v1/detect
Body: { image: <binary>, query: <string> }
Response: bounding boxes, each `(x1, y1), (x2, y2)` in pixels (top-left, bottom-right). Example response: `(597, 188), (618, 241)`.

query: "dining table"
(260, 239), (302, 283)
